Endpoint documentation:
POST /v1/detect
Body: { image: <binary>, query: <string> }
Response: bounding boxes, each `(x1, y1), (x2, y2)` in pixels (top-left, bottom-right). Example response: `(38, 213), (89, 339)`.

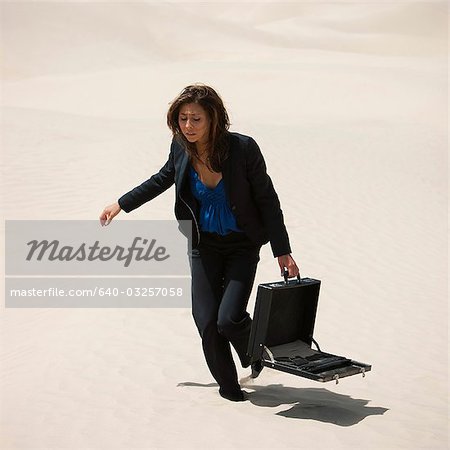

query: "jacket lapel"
(221, 147), (233, 203)
(175, 135), (234, 201)
(175, 148), (189, 196)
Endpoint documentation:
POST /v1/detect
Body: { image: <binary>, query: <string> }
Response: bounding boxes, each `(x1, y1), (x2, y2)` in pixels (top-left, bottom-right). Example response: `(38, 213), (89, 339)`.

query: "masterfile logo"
(25, 236), (170, 267)
(6, 220), (190, 275)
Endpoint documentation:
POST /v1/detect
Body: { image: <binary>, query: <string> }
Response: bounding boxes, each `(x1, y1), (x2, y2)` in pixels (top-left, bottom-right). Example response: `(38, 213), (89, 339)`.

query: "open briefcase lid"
(247, 275), (371, 383)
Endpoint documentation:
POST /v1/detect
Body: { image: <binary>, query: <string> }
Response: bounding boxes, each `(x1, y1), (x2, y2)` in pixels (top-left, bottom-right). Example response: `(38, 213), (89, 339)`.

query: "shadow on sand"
(178, 381), (388, 426)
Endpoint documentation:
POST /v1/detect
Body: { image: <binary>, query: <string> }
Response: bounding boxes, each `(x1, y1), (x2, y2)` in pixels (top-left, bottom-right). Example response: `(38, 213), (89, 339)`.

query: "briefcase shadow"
(242, 384), (388, 426)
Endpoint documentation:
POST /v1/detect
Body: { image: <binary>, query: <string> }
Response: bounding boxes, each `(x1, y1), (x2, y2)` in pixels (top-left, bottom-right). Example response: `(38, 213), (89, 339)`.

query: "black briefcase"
(247, 272), (371, 383)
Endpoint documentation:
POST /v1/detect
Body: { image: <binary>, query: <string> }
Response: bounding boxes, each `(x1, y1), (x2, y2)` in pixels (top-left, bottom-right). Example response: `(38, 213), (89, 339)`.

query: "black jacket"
(118, 132), (291, 258)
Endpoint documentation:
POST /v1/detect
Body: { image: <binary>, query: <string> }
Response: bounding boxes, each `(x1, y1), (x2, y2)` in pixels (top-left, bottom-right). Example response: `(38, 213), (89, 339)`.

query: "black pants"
(188, 231), (261, 392)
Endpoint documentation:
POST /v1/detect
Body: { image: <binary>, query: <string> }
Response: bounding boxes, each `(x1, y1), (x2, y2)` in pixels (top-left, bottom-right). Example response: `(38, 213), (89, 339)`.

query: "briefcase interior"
(247, 277), (371, 383)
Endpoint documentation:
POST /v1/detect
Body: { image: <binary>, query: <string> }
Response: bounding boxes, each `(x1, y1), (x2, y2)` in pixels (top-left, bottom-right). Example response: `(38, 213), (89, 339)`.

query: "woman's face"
(178, 102), (211, 148)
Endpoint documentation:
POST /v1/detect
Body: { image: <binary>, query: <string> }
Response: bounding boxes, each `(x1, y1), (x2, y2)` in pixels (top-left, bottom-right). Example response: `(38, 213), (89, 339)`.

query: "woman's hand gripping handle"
(277, 254), (300, 279)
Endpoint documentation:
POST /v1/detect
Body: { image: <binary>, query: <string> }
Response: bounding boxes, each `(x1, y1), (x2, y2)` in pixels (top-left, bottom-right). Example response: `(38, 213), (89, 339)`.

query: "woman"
(99, 84), (299, 402)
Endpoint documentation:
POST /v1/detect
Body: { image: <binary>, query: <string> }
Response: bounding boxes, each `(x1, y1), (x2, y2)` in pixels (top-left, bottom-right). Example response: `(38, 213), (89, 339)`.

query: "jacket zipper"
(179, 193), (200, 246)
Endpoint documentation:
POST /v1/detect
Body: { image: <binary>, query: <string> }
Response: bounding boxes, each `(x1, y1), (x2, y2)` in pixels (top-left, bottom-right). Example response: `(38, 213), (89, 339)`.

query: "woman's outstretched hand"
(99, 202), (121, 226)
(277, 254), (300, 279)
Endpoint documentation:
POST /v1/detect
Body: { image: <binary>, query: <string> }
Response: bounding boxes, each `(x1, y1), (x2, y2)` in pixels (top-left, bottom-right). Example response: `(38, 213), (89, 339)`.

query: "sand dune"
(1, 3), (446, 81)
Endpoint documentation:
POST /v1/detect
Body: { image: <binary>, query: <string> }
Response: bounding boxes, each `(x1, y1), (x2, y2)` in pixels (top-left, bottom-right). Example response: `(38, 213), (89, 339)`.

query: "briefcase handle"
(283, 268), (301, 285)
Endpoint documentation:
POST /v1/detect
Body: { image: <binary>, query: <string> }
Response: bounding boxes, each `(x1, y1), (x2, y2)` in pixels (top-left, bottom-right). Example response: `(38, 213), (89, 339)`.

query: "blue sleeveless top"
(189, 165), (243, 235)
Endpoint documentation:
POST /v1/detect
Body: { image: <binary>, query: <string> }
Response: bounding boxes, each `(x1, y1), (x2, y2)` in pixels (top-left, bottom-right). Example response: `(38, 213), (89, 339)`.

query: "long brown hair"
(167, 84), (230, 172)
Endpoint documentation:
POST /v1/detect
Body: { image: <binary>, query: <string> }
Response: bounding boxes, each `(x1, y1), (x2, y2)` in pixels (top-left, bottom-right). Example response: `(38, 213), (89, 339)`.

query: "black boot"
(219, 387), (248, 402)
(250, 360), (263, 379)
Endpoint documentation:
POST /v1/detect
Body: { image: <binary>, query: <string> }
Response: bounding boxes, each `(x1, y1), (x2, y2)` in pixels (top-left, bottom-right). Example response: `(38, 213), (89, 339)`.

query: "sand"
(0, 1), (448, 449)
